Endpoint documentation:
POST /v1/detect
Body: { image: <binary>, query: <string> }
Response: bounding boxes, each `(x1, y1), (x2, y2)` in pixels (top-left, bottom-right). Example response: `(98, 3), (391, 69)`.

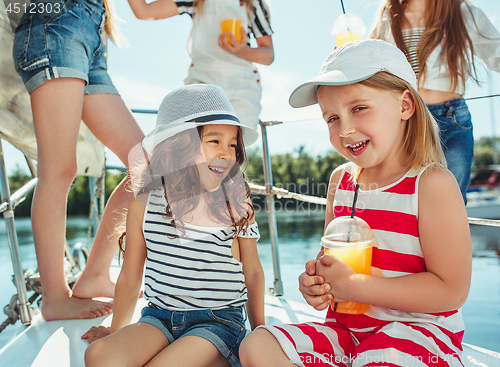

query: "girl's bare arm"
(109, 197), (148, 332)
(82, 196), (148, 342)
(240, 234), (265, 329)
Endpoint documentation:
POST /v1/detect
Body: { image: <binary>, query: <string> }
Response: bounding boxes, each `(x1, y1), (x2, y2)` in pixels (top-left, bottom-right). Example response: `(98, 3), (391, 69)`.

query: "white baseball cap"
(289, 39), (417, 108)
(142, 84), (259, 155)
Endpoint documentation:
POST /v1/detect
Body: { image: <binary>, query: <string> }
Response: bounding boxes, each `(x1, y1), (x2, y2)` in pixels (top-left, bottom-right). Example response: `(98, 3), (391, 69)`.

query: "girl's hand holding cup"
(298, 259), (333, 311)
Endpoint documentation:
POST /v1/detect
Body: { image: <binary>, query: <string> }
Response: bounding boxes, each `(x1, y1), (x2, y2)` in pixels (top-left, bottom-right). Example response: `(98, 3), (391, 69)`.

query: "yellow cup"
(220, 19), (242, 44)
(334, 31), (363, 48)
(323, 240), (373, 314)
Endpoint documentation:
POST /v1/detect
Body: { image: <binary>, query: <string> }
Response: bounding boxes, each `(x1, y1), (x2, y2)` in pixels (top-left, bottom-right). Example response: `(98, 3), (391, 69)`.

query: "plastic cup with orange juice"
(331, 13), (366, 48)
(220, 19), (242, 45)
(320, 214), (376, 314)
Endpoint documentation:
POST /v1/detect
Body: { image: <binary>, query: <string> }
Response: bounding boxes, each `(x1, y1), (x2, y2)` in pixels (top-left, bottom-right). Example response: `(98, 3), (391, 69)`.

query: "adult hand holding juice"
(220, 18), (243, 45)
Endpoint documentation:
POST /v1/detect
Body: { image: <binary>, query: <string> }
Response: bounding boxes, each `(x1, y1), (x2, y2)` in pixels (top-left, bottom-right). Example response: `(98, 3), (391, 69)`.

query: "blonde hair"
(318, 72), (446, 177)
(358, 72), (446, 172)
(370, 0), (479, 92)
(103, 0), (125, 46)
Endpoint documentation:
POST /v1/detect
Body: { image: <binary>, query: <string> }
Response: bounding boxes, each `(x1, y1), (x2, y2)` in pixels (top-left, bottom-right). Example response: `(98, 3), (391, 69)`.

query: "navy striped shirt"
(143, 188), (260, 310)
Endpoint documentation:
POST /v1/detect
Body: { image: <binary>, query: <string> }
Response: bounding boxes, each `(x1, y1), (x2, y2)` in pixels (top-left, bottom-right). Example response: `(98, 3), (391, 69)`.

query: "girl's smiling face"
(318, 83), (414, 174)
(196, 124), (239, 191)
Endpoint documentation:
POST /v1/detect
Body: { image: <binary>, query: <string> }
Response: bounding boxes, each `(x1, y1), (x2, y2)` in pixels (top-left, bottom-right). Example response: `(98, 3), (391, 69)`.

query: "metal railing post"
(0, 140), (32, 325)
(260, 121), (283, 296)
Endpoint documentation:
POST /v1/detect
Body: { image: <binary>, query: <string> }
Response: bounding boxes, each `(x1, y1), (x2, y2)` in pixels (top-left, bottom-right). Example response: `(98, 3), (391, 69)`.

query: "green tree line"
(7, 137), (499, 217)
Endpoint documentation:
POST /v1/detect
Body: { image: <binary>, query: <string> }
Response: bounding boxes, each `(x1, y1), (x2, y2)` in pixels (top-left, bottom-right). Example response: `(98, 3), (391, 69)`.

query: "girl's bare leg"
(71, 93), (144, 299)
(85, 323), (169, 367)
(30, 78), (113, 320)
(145, 335), (230, 367)
(240, 329), (296, 367)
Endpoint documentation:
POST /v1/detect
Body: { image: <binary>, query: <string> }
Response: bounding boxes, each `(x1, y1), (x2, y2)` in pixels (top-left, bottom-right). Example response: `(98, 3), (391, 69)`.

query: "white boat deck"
(0, 294), (325, 367)
(0, 293), (498, 367)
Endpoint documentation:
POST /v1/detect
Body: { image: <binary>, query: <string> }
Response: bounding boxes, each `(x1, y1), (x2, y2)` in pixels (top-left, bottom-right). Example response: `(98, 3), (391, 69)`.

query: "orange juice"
(334, 31), (363, 48)
(220, 19), (242, 44)
(324, 240), (372, 314)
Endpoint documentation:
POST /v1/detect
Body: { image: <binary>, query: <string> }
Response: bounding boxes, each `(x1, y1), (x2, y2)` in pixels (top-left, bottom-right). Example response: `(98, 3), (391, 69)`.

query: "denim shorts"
(427, 98), (473, 204)
(138, 304), (247, 367)
(13, 0), (119, 95)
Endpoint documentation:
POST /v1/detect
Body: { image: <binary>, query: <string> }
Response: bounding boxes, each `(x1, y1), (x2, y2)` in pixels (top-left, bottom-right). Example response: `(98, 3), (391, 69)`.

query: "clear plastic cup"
(321, 216), (375, 314)
(220, 19), (242, 44)
(331, 13), (366, 48)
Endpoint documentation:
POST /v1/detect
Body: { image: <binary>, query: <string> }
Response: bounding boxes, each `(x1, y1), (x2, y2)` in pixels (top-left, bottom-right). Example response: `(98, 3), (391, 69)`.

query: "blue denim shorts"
(138, 304), (247, 367)
(13, 0), (119, 95)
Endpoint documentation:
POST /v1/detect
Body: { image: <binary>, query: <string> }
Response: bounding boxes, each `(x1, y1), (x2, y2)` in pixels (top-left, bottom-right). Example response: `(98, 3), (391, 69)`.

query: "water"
(0, 211), (499, 352)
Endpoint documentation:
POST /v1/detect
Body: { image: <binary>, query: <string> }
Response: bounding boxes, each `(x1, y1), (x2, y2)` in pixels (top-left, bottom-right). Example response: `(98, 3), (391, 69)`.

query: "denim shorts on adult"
(138, 304), (247, 367)
(12, 0), (119, 95)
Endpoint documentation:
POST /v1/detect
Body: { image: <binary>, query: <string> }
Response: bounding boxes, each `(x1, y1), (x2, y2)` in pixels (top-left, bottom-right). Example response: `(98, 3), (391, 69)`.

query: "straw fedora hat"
(142, 84), (259, 155)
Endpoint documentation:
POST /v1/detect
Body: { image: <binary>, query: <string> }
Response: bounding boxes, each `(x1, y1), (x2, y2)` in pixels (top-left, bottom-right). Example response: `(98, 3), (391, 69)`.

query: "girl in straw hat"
(82, 84), (264, 367)
(240, 39), (471, 367)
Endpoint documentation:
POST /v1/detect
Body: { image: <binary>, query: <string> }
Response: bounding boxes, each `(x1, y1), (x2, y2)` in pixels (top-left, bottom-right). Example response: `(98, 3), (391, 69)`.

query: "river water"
(0, 211), (499, 351)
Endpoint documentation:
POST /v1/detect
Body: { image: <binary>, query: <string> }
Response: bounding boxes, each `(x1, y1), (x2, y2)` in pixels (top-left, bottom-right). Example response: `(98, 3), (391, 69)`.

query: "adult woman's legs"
(72, 92), (144, 299)
(30, 78), (113, 320)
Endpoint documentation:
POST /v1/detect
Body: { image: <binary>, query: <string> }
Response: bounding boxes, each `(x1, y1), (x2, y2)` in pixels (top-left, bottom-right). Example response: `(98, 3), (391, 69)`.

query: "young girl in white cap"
(82, 84), (264, 367)
(126, 0), (274, 131)
(240, 39), (471, 366)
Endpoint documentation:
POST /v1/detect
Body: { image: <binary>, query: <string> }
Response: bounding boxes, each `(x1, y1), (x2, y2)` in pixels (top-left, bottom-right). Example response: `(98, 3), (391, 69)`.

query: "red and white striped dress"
(261, 163), (465, 366)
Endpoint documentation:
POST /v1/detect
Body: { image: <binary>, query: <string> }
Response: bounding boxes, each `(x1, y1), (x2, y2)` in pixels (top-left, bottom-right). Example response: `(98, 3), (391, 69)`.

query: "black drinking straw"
(351, 184), (360, 218)
(346, 184), (360, 243)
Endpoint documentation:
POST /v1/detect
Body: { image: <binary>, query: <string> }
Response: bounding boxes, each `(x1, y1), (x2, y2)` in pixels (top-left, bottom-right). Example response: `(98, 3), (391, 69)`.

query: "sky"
(4, 0), (500, 174)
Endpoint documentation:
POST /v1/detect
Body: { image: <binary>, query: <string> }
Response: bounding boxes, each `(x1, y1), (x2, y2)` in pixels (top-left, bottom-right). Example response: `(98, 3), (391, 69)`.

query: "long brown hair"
(371, 0), (478, 92)
(119, 125), (254, 260)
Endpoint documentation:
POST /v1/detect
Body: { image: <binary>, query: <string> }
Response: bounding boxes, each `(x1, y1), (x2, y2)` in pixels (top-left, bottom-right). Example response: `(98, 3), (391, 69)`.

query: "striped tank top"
(329, 163), (465, 343)
(142, 187), (260, 311)
(402, 27), (425, 78)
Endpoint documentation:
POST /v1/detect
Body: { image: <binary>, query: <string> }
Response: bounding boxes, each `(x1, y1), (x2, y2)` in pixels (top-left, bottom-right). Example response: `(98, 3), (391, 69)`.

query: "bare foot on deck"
(71, 272), (116, 300)
(41, 293), (113, 321)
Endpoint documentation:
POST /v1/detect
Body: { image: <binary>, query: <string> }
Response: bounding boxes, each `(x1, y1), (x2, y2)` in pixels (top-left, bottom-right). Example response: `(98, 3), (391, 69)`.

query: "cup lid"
(321, 216), (374, 247)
